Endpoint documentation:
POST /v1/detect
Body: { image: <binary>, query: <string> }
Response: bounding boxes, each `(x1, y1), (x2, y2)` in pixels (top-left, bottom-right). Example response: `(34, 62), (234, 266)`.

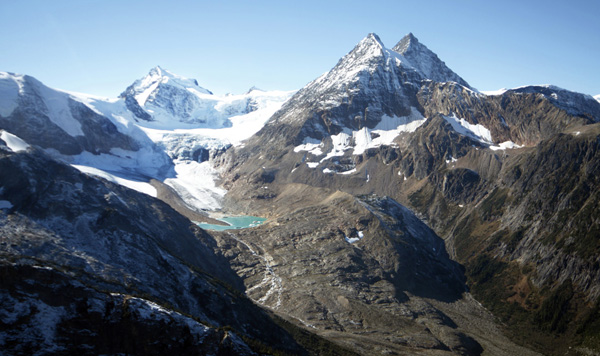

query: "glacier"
(0, 69), (294, 212)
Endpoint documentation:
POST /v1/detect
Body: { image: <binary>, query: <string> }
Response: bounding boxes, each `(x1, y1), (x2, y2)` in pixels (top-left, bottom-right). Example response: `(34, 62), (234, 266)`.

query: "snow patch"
(68, 146), (171, 181)
(490, 141), (522, 150)
(353, 109), (426, 155)
(1, 131), (30, 152)
(444, 113), (492, 144)
(294, 137), (323, 156)
(0, 294), (67, 355)
(345, 231), (365, 244)
(445, 156), (458, 164)
(306, 162), (319, 168)
(302, 108), (426, 163)
(337, 168), (356, 175)
(321, 131), (352, 162)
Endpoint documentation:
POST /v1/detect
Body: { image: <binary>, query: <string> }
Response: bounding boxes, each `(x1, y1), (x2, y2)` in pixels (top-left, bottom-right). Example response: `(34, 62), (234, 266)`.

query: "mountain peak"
(123, 67), (213, 108)
(352, 33), (386, 54)
(144, 66), (205, 90)
(363, 33), (384, 46)
(148, 65), (165, 76)
(392, 33), (472, 89)
(347, 33), (386, 60)
(393, 33), (418, 55)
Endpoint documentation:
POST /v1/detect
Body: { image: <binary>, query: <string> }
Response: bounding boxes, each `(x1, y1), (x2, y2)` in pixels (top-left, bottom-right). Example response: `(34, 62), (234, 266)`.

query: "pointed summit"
(359, 33), (385, 48)
(341, 33), (388, 67)
(393, 32), (418, 54)
(392, 33), (471, 89)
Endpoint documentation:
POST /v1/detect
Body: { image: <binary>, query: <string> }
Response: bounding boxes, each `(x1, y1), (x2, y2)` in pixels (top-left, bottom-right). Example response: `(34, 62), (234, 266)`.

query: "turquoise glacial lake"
(197, 216), (266, 231)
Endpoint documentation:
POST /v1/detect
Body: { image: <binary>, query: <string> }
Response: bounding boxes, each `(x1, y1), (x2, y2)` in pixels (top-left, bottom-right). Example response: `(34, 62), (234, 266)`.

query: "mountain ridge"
(216, 32), (600, 355)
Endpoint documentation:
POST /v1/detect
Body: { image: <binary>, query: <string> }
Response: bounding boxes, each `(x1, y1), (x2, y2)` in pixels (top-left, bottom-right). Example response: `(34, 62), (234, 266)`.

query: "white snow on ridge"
(71, 164), (158, 197)
(34, 79), (85, 137)
(135, 89), (293, 145)
(1, 71), (84, 137)
(595, 94), (600, 103)
(443, 113), (492, 144)
(0, 72), (24, 117)
(1, 131), (30, 152)
(481, 88), (508, 96)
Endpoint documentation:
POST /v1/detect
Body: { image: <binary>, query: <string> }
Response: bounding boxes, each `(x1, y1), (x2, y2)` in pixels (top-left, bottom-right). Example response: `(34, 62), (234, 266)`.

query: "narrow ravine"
(226, 232), (282, 309)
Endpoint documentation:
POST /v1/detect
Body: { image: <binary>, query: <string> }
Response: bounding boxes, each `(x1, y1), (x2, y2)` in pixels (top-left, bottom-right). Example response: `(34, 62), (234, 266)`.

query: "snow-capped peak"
(392, 33), (471, 89)
(304, 33), (417, 97)
(125, 66), (212, 107)
(357, 33), (385, 52)
(300, 32), (472, 106)
(594, 94), (600, 103)
(342, 33), (393, 68)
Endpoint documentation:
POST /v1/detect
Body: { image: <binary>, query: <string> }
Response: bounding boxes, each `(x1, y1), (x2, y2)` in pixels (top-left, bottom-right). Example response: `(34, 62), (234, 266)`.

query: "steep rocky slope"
(0, 143), (356, 355)
(210, 186), (536, 355)
(217, 33), (600, 355)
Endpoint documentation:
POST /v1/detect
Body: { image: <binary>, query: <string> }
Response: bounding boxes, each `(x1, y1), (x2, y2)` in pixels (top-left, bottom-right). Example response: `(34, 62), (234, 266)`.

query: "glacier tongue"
(135, 88), (292, 211)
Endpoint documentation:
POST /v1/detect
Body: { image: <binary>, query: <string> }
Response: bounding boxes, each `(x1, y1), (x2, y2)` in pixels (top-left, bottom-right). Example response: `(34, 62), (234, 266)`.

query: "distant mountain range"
(2, 33), (600, 355)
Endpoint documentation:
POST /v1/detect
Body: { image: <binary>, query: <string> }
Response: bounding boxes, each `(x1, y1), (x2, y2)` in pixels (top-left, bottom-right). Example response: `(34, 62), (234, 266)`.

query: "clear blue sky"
(1, 0), (598, 97)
